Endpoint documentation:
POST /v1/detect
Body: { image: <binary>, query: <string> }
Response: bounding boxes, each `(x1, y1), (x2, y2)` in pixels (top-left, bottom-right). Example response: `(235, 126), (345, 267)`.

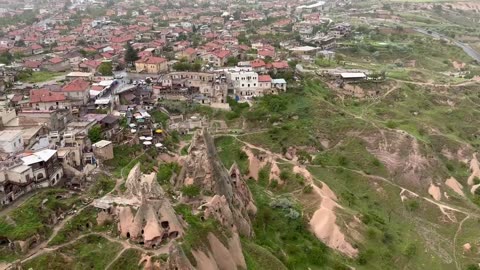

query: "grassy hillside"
(213, 75), (480, 269)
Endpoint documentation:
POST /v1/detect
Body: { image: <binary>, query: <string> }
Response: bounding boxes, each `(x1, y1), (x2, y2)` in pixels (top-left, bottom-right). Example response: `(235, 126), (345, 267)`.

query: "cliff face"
(169, 128), (257, 269)
(89, 128), (257, 270)
(177, 128), (256, 237)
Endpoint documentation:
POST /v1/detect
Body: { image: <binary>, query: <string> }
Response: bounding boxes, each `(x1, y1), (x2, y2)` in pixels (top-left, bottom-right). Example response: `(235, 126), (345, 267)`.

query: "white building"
(272, 79), (287, 92)
(0, 130), (24, 154)
(21, 149), (63, 186)
(224, 68), (262, 96)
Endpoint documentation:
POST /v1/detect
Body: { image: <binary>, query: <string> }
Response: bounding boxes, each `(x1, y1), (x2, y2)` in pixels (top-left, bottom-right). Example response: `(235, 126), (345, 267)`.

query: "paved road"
(415, 28), (480, 62)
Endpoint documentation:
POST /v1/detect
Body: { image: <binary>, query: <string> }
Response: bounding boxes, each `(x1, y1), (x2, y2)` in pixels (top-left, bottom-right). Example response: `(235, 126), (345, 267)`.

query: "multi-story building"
(159, 72), (228, 104)
(224, 67), (288, 98)
(224, 67), (262, 97)
(0, 130), (24, 154)
(0, 159), (34, 205)
(135, 57), (168, 74)
(21, 149), (64, 187)
(0, 149), (64, 205)
(61, 78), (91, 105)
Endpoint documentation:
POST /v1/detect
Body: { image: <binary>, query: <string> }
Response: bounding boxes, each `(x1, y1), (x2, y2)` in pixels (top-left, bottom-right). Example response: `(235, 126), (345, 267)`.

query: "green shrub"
(406, 200), (420, 211)
(303, 185), (313, 193)
(181, 185), (201, 198)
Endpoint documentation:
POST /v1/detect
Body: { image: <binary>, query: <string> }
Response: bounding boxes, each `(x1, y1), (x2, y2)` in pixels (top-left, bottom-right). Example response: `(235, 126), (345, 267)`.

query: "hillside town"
(2, 0), (480, 269)
(0, 0), (358, 204)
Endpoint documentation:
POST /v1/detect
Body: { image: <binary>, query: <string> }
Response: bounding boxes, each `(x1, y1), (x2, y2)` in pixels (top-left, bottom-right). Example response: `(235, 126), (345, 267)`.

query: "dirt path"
(105, 248), (127, 270)
(14, 159), (172, 268)
(320, 165), (480, 218)
(391, 78), (479, 87)
(453, 215), (470, 270)
(233, 132), (480, 220)
(22, 232), (171, 265)
(231, 134), (480, 266)
(0, 190), (39, 217)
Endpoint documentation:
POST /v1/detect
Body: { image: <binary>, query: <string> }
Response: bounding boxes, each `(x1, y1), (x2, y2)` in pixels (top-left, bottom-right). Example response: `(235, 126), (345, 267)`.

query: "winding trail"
(231, 134), (479, 268)
(233, 132), (480, 219)
(10, 150), (155, 269)
(453, 216), (470, 270)
(105, 248), (128, 270)
(21, 232), (171, 265)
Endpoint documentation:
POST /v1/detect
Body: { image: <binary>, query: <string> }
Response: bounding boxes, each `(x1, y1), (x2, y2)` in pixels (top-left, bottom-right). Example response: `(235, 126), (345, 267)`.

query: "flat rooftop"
(0, 130), (22, 142)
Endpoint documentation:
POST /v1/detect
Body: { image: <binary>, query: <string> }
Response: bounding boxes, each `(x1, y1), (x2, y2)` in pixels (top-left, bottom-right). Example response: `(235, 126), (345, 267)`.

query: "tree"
(226, 56), (239, 66)
(288, 60), (299, 69)
(177, 33), (187, 41)
(88, 125), (103, 143)
(172, 61), (190, 71)
(98, 61), (113, 76)
(191, 61), (202, 72)
(0, 52), (14, 65)
(124, 42), (139, 66)
(76, 39), (87, 46)
(15, 40), (25, 47)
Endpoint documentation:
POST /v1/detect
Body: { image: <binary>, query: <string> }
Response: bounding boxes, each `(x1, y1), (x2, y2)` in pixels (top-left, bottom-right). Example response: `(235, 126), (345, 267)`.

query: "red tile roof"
(11, 94), (23, 102)
(138, 50), (153, 58)
(258, 75), (272, 82)
(79, 60), (102, 70)
(213, 50), (231, 59)
(271, 61), (289, 69)
(24, 60), (42, 69)
(136, 56), (167, 64)
(184, 47), (196, 55)
(30, 44), (42, 50)
(62, 78), (90, 92)
(110, 35), (134, 43)
(258, 49), (275, 58)
(91, 85), (104, 91)
(48, 57), (65, 64)
(30, 89), (66, 103)
(250, 59), (266, 68)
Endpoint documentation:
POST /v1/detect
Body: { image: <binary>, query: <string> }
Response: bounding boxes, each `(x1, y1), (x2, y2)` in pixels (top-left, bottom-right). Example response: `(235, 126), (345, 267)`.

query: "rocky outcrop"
(167, 241), (195, 270)
(191, 233), (246, 270)
(177, 128), (256, 237)
(94, 164), (185, 249)
(125, 164), (164, 199)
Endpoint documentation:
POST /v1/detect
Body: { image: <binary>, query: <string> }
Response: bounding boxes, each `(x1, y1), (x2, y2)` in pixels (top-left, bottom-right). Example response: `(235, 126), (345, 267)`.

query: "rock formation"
(93, 164), (185, 249)
(177, 128), (256, 237)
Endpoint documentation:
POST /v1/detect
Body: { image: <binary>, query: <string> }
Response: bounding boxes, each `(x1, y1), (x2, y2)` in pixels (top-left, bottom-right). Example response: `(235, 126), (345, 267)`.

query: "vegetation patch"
(175, 204), (228, 266)
(23, 235), (122, 270)
(242, 240), (288, 270)
(247, 180), (349, 269)
(106, 248), (144, 270)
(157, 162), (181, 185)
(48, 207), (113, 246)
(214, 136), (249, 175)
(0, 189), (81, 241)
(104, 144), (143, 178)
(87, 173), (116, 198)
(19, 71), (65, 83)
